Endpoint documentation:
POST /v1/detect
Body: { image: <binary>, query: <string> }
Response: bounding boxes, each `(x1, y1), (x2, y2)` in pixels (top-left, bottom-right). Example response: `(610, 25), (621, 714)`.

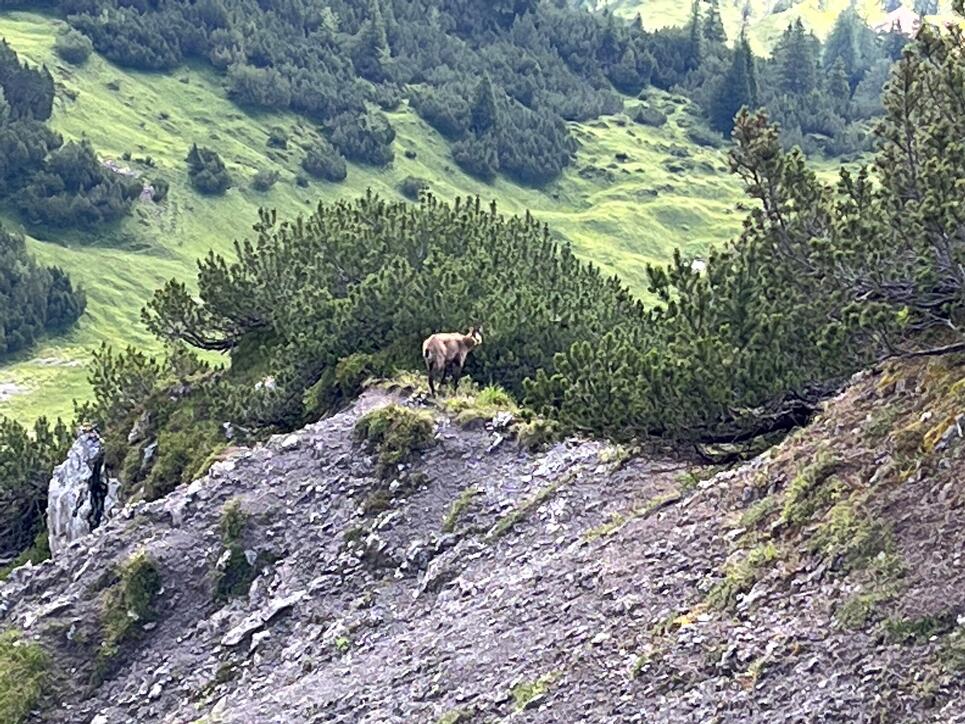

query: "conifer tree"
(353, 0), (391, 82)
(773, 20), (819, 95)
(708, 31), (758, 133)
(703, 0), (727, 45)
(469, 75), (498, 136)
(687, 0), (703, 70)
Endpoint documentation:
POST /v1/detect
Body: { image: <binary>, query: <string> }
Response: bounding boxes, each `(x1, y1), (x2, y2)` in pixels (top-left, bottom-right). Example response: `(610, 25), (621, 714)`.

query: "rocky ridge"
(1, 357), (963, 723)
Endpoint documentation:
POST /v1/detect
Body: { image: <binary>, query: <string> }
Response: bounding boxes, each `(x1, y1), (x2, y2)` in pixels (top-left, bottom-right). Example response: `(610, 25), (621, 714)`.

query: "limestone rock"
(46, 429), (121, 557)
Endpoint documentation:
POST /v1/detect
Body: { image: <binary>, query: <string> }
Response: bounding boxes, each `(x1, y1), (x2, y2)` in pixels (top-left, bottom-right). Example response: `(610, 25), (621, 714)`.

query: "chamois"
(421, 326), (483, 396)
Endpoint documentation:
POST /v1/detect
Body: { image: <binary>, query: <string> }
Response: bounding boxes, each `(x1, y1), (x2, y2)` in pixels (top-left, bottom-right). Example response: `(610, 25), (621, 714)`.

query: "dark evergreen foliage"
(0, 227), (86, 357)
(301, 141), (348, 182)
(53, 27), (93, 65)
(0, 415), (71, 561)
(186, 143), (231, 195)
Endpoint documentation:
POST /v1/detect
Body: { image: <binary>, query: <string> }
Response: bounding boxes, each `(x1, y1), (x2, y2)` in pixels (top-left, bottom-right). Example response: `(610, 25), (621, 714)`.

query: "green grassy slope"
(0, 10), (749, 424)
(591, 0), (959, 54)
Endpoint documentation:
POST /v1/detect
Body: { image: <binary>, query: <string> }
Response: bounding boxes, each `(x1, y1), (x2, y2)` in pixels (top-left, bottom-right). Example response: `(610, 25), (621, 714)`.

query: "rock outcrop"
(1, 357), (963, 722)
(45, 428), (120, 557)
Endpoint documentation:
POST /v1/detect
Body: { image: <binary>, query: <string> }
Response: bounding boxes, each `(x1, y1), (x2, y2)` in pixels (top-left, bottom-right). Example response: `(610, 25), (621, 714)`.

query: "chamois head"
(467, 325), (484, 347)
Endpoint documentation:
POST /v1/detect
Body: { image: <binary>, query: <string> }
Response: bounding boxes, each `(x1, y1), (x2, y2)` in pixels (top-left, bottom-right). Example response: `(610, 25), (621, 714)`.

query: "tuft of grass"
(94, 550), (162, 684)
(213, 499), (258, 601)
(515, 417), (562, 452)
(884, 613), (957, 645)
(442, 485), (482, 533)
(780, 453), (843, 526)
(510, 671), (559, 712)
(487, 473), (574, 540)
(436, 708), (474, 724)
(706, 543), (778, 610)
(0, 630), (50, 724)
(443, 384), (518, 427)
(0, 528), (50, 581)
(334, 636), (351, 654)
(582, 490), (681, 542)
(354, 404), (435, 477)
(809, 500), (891, 569)
(937, 627), (965, 673)
(739, 495), (778, 530)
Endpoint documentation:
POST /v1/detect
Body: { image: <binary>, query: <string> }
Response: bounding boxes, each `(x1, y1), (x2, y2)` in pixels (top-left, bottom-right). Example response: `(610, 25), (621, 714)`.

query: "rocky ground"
(1, 356), (963, 723)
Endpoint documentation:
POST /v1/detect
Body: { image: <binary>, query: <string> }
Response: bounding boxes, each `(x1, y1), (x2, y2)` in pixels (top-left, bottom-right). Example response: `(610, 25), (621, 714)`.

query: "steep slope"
(0, 10), (746, 425)
(1, 355), (962, 722)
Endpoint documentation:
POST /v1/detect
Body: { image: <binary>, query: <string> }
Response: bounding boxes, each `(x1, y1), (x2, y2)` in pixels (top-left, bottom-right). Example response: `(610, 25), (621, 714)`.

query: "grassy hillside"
(591, 0), (959, 53)
(0, 10), (750, 424)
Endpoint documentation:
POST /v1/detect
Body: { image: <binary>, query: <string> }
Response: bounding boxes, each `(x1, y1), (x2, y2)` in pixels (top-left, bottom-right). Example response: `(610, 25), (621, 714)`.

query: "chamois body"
(422, 327), (483, 396)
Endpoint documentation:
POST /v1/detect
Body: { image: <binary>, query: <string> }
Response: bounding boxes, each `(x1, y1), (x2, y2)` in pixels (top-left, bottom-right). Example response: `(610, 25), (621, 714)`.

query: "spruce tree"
(703, 0), (727, 45)
(353, 0), (391, 82)
(687, 0), (703, 70)
(469, 75), (498, 136)
(773, 20), (819, 96)
(709, 32), (758, 133)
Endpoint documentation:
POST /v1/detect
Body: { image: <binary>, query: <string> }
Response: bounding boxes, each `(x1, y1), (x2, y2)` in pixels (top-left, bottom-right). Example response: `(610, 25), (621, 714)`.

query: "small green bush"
(301, 144), (347, 182)
(353, 404), (435, 476)
(186, 144), (231, 195)
(399, 175), (429, 201)
(250, 169), (279, 192)
(0, 630), (49, 724)
(54, 28), (93, 65)
(267, 127), (288, 149)
(706, 543), (778, 610)
(151, 178), (169, 203)
(686, 125), (725, 148)
(443, 384), (518, 427)
(781, 453), (842, 526)
(214, 499), (257, 600)
(95, 551), (162, 683)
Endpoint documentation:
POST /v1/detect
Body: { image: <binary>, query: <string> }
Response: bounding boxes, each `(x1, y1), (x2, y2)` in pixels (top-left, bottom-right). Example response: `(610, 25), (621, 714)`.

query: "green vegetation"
(510, 671), (559, 712)
(0, 629), (50, 724)
(353, 405), (436, 477)
(487, 474), (574, 541)
(810, 500), (891, 568)
(186, 144), (231, 195)
(437, 708), (474, 724)
(582, 489), (681, 542)
(53, 27), (92, 65)
(738, 495), (778, 530)
(95, 550), (162, 683)
(885, 613), (958, 644)
(0, 415), (70, 563)
(706, 542), (778, 610)
(0, 225), (85, 359)
(213, 499), (258, 601)
(443, 384), (518, 427)
(780, 454), (842, 526)
(442, 485), (482, 534)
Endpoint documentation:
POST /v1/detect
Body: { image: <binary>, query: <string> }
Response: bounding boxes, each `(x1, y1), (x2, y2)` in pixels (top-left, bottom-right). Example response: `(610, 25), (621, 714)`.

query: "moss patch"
(94, 550), (162, 684)
(442, 485), (482, 533)
(443, 384), (517, 427)
(510, 671), (559, 712)
(582, 490), (681, 541)
(780, 453), (843, 526)
(487, 474), (573, 540)
(706, 543), (779, 610)
(0, 630), (50, 724)
(884, 612), (957, 644)
(354, 404), (435, 477)
(809, 500), (891, 569)
(213, 499), (259, 601)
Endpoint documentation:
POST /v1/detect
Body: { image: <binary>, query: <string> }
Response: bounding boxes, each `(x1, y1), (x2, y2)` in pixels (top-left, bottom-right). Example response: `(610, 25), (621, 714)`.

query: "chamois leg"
(426, 362), (436, 397)
(450, 362), (463, 391)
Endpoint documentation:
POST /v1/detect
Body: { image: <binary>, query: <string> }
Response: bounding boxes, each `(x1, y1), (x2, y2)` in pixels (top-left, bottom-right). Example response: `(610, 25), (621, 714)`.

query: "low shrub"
(399, 175), (429, 201)
(250, 169), (279, 192)
(54, 28), (93, 65)
(0, 630), (49, 724)
(353, 404), (435, 476)
(633, 105), (668, 127)
(301, 143), (347, 182)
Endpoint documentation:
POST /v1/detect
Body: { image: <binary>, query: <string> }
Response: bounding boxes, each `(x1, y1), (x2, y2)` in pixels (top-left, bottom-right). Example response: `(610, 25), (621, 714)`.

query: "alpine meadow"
(0, 1), (963, 722)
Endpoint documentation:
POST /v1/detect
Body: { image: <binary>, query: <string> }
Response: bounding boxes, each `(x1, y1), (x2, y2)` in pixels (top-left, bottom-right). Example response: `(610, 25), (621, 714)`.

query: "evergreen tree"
(687, 0), (703, 70)
(708, 32), (758, 133)
(703, 0), (727, 44)
(773, 20), (819, 96)
(353, 0), (391, 82)
(469, 75), (498, 136)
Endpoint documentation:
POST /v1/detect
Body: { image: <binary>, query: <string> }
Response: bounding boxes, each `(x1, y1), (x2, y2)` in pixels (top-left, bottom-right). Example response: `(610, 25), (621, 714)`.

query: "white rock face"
(46, 429), (121, 557)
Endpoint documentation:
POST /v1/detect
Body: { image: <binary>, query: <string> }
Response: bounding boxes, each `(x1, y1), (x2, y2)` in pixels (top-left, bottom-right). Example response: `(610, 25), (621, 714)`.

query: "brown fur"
(422, 326), (483, 396)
